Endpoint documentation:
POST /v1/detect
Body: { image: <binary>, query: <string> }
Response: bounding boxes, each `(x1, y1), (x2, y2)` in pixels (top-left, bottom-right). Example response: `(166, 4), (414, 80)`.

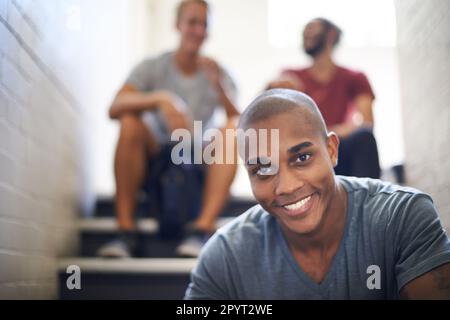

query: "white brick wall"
(395, 0), (450, 230)
(0, 0), (153, 299)
(0, 0), (83, 299)
(0, 0), (152, 299)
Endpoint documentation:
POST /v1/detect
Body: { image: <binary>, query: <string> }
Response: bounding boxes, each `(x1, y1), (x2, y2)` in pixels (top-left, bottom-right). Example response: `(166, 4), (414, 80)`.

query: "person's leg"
(339, 127), (380, 179)
(114, 113), (160, 231)
(334, 135), (351, 176)
(193, 117), (238, 233)
(98, 113), (160, 258)
(349, 128), (380, 178)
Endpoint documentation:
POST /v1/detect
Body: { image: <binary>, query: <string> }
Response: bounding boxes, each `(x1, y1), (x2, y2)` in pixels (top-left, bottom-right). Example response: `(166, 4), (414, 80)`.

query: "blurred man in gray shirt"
(99, 0), (239, 258)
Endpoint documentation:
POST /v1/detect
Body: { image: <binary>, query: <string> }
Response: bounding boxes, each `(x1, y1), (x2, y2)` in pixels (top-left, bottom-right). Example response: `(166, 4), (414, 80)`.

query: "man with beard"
(184, 89), (450, 300)
(268, 18), (380, 179)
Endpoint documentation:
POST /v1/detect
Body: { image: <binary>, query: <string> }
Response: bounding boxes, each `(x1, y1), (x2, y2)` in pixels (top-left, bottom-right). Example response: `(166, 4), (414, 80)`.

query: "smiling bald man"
(185, 89), (450, 300)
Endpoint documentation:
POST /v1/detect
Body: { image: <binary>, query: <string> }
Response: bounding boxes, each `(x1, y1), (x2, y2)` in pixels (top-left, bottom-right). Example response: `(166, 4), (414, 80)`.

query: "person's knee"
(119, 114), (146, 145)
(352, 127), (377, 146)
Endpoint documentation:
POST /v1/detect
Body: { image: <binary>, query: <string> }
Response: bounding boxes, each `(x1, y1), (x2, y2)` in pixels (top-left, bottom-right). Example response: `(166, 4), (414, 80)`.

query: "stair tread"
(79, 217), (236, 233)
(96, 194), (255, 202)
(58, 258), (197, 274)
(79, 218), (158, 233)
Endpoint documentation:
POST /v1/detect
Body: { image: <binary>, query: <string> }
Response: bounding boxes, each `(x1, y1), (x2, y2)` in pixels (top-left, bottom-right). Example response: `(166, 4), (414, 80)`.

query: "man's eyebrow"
(288, 141), (313, 153)
(246, 156), (271, 166)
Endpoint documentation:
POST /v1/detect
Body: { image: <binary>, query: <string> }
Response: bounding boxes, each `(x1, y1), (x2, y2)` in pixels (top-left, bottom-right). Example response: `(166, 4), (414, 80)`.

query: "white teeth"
(284, 195), (312, 211)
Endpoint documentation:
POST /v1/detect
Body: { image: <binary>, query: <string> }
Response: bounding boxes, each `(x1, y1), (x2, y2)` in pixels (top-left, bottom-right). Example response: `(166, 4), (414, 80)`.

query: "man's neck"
(309, 51), (337, 83)
(175, 48), (199, 75)
(283, 181), (348, 256)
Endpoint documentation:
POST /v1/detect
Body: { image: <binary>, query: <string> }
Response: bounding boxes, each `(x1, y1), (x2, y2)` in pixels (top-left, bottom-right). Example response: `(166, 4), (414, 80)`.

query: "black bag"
(145, 143), (204, 240)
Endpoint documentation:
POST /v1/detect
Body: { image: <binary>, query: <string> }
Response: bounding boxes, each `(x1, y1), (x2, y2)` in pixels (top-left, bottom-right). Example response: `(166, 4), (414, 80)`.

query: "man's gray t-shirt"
(185, 176), (450, 299)
(125, 52), (237, 142)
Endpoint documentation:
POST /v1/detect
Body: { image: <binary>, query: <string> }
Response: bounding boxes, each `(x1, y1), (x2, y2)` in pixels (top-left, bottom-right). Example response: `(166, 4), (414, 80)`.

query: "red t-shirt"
(283, 67), (375, 127)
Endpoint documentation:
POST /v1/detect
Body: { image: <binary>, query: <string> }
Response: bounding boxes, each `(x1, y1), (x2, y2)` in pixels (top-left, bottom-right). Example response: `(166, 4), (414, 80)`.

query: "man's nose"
(274, 167), (304, 197)
(193, 22), (206, 36)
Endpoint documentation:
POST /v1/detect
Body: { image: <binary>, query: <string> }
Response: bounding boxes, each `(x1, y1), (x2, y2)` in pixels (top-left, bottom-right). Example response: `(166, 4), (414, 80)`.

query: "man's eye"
(256, 166), (277, 176)
(295, 154), (311, 163)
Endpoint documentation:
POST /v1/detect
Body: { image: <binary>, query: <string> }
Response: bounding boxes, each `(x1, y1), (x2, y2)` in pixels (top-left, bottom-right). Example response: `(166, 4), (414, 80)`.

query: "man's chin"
(259, 208), (319, 236)
(304, 45), (325, 58)
(277, 215), (320, 237)
(186, 42), (204, 52)
(304, 49), (320, 58)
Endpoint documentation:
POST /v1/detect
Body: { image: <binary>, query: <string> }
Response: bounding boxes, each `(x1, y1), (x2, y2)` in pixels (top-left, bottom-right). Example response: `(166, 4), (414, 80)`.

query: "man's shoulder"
(340, 176), (429, 198)
(209, 204), (273, 249)
(339, 176), (433, 214)
(282, 67), (309, 76)
(217, 204), (272, 236)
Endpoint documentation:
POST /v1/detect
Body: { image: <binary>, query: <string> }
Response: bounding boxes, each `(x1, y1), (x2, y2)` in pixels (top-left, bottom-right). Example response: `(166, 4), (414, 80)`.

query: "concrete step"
(79, 217), (235, 258)
(58, 258), (196, 299)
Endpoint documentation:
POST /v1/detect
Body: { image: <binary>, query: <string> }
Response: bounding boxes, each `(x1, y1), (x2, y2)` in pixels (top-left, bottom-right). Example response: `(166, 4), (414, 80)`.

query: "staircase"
(57, 196), (256, 299)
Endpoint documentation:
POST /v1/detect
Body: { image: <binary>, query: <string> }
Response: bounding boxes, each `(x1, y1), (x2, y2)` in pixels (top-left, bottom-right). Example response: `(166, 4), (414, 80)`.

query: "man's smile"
(276, 193), (318, 217)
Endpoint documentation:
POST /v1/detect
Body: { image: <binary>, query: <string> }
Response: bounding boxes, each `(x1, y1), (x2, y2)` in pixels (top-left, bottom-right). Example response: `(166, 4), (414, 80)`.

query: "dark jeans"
(334, 128), (381, 179)
(144, 143), (205, 240)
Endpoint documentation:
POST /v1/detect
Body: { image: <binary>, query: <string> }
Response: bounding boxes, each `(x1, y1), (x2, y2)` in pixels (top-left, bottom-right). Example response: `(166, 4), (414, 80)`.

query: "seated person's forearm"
(109, 91), (166, 119)
(223, 99), (240, 118)
(217, 85), (240, 118)
(329, 119), (373, 138)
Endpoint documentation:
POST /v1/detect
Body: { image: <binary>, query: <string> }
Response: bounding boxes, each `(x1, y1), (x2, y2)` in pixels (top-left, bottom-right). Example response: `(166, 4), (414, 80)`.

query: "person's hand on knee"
(157, 91), (192, 132)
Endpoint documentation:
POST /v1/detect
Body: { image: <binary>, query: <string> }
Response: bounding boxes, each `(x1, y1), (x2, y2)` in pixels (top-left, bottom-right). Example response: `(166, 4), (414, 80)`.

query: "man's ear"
(326, 132), (339, 167)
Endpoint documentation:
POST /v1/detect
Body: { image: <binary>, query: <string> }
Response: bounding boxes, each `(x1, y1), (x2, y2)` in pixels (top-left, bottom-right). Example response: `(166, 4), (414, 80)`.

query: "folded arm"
(329, 94), (374, 138)
(109, 84), (191, 131)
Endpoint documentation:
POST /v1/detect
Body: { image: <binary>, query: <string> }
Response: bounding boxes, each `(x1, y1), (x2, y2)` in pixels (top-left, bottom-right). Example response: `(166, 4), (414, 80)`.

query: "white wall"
(395, 0), (450, 229)
(0, 0), (152, 299)
(88, 0), (154, 198)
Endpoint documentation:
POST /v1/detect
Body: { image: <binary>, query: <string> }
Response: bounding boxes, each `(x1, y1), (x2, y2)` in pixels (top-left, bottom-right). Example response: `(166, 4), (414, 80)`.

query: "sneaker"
(97, 232), (137, 258)
(175, 228), (209, 257)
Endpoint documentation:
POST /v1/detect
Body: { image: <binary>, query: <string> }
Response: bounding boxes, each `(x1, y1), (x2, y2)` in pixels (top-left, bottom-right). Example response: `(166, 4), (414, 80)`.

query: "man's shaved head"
(239, 89), (341, 238)
(239, 89), (328, 140)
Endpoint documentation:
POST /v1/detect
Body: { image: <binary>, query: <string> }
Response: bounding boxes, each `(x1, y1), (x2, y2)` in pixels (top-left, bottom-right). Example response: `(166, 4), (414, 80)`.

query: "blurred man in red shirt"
(268, 18), (380, 178)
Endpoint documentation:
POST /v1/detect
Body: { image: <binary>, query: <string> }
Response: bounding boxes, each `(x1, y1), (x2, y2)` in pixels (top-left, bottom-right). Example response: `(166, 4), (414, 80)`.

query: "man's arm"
(354, 94), (374, 126)
(109, 84), (191, 131)
(199, 57), (240, 118)
(109, 84), (169, 119)
(400, 263), (450, 299)
(216, 84), (240, 118)
(392, 194), (450, 300)
(329, 93), (374, 138)
(331, 68), (376, 137)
